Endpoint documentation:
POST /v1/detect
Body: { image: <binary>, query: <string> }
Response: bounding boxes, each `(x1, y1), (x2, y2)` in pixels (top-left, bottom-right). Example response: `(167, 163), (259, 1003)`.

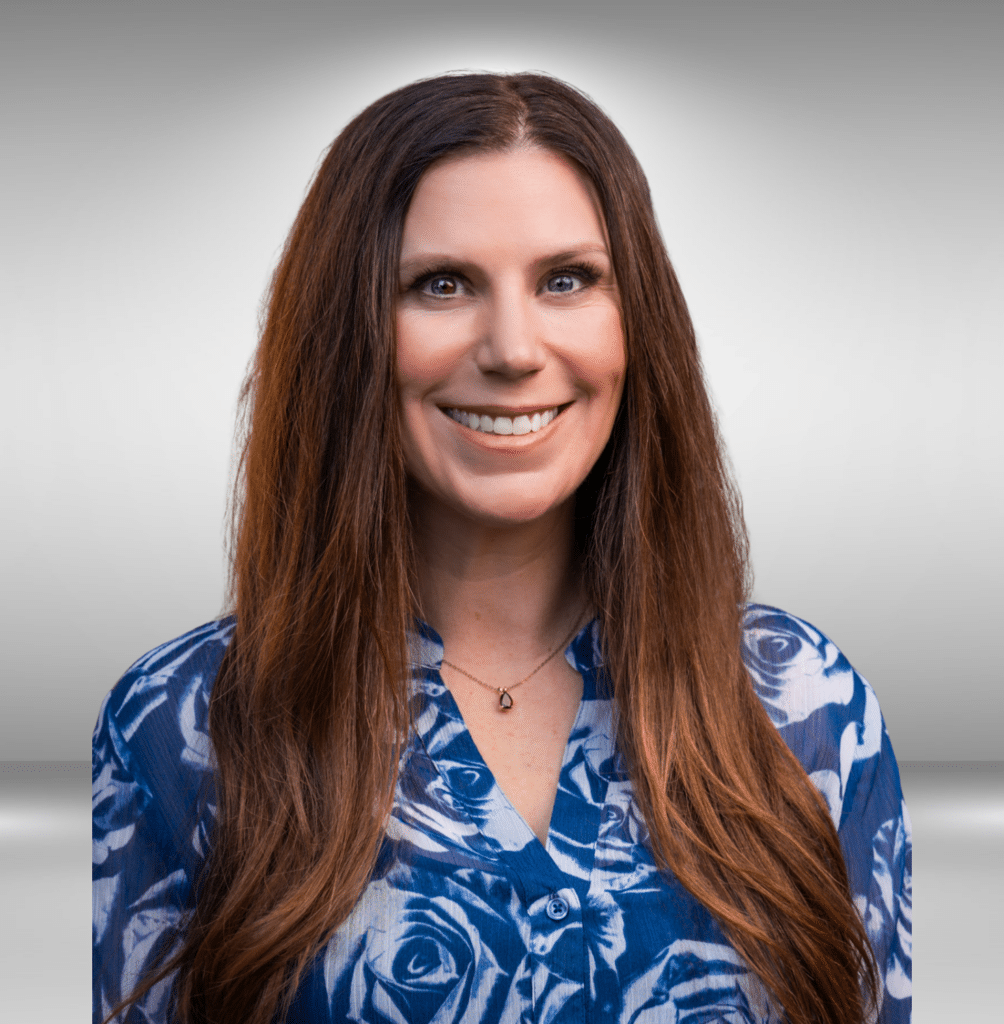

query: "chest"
(296, 677), (746, 1024)
(441, 656), (583, 846)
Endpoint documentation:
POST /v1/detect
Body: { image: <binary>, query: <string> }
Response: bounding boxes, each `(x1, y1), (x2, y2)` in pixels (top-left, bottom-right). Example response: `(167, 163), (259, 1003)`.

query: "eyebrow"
(398, 243), (611, 278)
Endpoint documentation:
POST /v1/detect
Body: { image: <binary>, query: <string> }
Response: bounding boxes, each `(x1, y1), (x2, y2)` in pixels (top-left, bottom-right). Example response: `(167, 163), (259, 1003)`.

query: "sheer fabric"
(93, 605), (911, 1023)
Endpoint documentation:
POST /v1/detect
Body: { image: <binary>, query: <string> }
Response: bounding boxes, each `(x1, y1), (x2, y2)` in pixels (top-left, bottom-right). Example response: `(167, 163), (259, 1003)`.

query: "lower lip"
(440, 406), (567, 447)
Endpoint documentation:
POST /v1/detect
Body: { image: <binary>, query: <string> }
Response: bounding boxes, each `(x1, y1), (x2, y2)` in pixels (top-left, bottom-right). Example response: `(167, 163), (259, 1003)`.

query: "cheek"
(395, 316), (448, 480)
(395, 311), (471, 391)
(394, 316), (431, 391)
(575, 309), (626, 397)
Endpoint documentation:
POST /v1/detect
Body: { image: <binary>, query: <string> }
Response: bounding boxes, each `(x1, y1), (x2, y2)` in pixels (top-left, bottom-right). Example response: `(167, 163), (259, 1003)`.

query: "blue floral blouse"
(93, 605), (912, 1023)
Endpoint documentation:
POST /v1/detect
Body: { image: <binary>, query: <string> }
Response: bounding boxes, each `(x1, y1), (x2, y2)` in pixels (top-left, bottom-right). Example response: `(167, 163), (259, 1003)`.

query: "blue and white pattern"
(93, 605), (912, 1022)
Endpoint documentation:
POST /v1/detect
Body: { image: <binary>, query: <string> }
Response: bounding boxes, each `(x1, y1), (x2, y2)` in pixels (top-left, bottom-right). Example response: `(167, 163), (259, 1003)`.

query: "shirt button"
(546, 895), (569, 921)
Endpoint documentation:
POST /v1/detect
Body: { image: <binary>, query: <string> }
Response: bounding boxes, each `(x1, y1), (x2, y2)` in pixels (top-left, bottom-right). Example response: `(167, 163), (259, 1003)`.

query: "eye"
(419, 274), (465, 298)
(544, 263), (602, 295)
(547, 273), (579, 293)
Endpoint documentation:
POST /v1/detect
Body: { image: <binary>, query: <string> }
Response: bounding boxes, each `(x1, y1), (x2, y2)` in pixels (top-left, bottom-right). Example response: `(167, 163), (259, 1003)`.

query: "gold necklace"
(441, 613), (586, 712)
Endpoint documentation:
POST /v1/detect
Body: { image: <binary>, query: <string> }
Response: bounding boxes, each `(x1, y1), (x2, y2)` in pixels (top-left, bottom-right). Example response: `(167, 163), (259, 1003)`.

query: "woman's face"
(396, 146), (626, 528)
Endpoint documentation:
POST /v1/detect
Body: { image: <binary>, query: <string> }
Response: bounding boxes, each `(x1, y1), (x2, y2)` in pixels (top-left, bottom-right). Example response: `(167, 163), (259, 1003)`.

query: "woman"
(93, 72), (912, 1024)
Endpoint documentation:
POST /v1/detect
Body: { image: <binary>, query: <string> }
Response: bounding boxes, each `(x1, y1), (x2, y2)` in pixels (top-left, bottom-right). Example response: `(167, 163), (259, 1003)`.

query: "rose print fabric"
(93, 605), (912, 1022)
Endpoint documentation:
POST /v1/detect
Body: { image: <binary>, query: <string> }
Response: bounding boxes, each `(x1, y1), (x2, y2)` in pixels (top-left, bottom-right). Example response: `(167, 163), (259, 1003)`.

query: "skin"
(396, 145), (626, 846)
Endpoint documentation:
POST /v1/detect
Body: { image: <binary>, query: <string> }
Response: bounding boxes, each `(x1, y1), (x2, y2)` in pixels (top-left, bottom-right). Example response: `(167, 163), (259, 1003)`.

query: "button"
(546, 895), (569, 921)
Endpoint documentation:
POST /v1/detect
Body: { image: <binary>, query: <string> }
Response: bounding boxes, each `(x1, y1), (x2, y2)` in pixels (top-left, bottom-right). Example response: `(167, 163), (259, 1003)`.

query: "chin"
(454, 490), (570, 527)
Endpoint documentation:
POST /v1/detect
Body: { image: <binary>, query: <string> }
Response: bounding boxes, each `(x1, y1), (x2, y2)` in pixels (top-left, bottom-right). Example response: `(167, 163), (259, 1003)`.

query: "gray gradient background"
(2, 1), (1001, 761)
(1, 2), (1002, 1020)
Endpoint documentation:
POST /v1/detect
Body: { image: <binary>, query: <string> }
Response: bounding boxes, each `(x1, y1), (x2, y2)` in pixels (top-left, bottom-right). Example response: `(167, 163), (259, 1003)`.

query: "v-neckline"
(407, 618), (615, 901)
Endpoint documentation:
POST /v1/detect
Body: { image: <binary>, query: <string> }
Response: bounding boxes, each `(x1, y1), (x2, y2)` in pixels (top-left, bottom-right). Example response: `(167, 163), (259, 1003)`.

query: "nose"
(474, 287), (547, 379)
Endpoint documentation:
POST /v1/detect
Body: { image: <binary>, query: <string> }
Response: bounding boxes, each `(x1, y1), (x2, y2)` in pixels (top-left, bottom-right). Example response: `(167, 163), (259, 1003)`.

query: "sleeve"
(93, 694), (187, 1023)
(93, 624), (225, 1024)
(741, 605), (912, 1023)
(835, 692), (912, 1024)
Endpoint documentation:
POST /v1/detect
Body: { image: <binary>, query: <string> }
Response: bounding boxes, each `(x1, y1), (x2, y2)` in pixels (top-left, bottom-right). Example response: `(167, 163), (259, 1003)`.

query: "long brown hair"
(108, 72), (878, 1024)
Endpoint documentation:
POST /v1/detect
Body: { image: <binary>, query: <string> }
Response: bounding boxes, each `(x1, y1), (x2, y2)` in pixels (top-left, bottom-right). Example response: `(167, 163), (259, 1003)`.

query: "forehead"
(400, 146), (609, 259)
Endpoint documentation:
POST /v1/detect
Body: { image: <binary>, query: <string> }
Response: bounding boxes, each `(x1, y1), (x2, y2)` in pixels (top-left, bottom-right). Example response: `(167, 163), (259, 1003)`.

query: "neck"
(409, 486), (586, 661)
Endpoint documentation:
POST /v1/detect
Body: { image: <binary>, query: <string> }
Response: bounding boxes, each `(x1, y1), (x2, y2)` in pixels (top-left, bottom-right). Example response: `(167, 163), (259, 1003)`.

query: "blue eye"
(545, 263), (601, 294)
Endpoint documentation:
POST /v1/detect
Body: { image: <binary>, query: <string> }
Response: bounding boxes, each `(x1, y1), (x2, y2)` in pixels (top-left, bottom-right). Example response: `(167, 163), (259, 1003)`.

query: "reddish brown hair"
(108, 72), (878, 1024)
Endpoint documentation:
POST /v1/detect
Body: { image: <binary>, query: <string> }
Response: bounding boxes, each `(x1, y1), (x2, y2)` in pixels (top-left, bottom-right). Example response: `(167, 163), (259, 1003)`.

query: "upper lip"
(439, 402), (570, 416)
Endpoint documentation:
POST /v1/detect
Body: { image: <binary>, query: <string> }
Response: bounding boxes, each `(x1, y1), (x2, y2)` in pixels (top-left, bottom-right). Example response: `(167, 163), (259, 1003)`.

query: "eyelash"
(410, 261), (604, 297)
(547, 262), (603, 292)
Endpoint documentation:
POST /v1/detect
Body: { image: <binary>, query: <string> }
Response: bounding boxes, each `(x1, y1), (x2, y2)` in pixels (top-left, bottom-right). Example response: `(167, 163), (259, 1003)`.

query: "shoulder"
(740, 603), (866, 729)
(108, 615), (235, 703)
(94, 617), (234, 804)
(740, 603), (889, 824)
(741, 605), (912, 1015)
(93, 619), (234, 1015)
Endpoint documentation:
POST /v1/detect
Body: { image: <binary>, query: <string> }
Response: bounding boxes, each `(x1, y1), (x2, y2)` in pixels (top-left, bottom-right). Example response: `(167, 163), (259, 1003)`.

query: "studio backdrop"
(2, 0), (1000, 761)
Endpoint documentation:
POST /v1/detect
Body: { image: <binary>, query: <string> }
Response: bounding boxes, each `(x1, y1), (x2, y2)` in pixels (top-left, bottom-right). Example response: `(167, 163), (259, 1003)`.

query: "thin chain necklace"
(441, 612), (587, 712)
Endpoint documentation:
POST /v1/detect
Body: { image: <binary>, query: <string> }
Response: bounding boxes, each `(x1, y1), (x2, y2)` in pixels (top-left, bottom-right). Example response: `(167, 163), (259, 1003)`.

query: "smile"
(441, 405), (565, 436)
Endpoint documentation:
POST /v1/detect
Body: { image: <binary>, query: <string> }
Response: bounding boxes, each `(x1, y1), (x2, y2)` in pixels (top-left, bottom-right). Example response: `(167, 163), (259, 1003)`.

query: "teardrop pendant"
(498, 689), (514, 711)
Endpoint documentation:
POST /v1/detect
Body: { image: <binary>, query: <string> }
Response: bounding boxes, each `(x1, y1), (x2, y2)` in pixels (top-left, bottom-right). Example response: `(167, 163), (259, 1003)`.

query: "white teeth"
(444, 406), (561, 435)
